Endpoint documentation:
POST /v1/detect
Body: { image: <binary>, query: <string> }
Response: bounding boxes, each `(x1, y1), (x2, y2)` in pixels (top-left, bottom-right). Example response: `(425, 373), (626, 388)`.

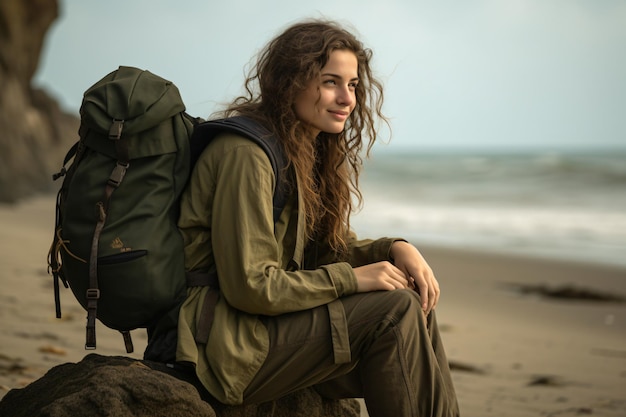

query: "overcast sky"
(34, 0), (626, 151)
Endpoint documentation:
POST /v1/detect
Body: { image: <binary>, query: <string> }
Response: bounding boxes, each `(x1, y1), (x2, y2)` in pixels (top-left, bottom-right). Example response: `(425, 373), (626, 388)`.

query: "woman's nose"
(337, 85), (354, 106)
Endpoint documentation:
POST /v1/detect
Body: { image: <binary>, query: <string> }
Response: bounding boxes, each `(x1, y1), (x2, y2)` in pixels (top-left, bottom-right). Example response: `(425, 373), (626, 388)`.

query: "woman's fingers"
(353, 261), (410, 293)
(353, 259), (441, 314)
(412, 268), (441, 314)
(390, 241), (442, 313)
(415, 275), (430, 311)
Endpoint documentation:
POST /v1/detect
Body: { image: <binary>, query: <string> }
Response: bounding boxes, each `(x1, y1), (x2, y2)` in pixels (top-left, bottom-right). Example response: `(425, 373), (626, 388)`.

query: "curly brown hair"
(222, 19), (387, 255)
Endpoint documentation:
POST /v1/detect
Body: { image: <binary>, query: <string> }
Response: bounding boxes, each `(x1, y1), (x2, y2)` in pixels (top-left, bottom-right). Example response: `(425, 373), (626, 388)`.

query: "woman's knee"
(361, 289), (423, 327)
(386, 289), (422, 317)
(341, 290), (424, 333)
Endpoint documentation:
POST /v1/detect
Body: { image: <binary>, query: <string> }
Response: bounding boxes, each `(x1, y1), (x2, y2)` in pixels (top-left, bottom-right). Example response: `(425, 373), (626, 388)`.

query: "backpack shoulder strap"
(188, 117), (293, 345)
(189, 116), (289, 224)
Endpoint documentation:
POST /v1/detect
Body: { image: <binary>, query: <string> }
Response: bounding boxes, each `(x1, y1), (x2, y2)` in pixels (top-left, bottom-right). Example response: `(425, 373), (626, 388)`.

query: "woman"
(176, 19), (459, 417)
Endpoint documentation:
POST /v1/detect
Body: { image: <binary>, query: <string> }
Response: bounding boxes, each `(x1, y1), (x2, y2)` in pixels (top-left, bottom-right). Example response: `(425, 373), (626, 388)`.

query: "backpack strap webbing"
(49, 132), (87, 320)
(189, 116), (290, 224)
(85, 119), (132, 353)
(185, 268), (219, 344)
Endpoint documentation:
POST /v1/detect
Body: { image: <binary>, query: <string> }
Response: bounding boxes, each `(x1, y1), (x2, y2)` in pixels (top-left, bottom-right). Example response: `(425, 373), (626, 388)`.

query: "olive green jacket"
(176, 133), (399, 405)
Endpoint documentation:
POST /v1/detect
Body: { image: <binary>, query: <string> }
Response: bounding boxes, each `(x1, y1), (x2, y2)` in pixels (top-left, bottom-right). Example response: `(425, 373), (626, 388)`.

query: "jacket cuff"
(322, 262), (358, 297)
(369, 237), (407, 262)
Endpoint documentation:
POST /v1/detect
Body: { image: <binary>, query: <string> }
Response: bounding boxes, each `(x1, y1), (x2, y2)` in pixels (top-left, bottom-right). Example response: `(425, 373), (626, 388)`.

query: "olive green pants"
(242, 289), (459, 417)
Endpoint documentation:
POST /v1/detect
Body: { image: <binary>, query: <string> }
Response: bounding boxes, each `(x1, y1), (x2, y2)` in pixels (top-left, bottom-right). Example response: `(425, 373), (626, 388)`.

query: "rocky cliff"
(0, 0), (79, 203)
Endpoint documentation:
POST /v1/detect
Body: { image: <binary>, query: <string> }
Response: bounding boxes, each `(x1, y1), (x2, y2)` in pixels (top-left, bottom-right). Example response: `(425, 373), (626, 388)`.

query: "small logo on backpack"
(111, 237), (131, 252)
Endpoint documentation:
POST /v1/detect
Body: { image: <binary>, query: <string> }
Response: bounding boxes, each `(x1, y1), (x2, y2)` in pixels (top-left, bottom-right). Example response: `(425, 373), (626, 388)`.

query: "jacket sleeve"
(307, 231), (405, 268)
(345, 232), (406, 267)
(182, 134), (358, 316)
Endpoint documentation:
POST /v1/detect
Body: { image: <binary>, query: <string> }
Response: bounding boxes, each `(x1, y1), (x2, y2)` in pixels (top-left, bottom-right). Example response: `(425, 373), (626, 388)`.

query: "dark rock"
(0, 354), (361, 417)
(502, 282), (626, 303)
(0, 0), (79, 203)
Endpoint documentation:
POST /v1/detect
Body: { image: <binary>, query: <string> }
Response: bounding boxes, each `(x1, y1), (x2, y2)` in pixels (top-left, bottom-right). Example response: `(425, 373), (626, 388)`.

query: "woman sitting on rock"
(175, 19), (459, 417)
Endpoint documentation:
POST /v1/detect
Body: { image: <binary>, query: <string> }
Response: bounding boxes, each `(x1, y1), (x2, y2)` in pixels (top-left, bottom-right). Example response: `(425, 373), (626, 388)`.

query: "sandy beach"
(1, 195), (625, 416)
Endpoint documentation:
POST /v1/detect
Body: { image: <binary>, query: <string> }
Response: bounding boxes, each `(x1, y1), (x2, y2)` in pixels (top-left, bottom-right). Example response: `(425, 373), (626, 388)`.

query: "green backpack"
(48, 66), (287, 353)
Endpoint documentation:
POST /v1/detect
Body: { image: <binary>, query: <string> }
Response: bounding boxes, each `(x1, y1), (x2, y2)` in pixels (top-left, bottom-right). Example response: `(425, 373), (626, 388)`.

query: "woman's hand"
(390, 241), (440, 314)
(353, 261), (411, 293)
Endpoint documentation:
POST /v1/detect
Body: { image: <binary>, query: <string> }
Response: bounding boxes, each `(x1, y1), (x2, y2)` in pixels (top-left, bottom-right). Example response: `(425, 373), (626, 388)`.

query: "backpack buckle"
(109, 119), (124, 140)
(108, 161), (130, 188)
(86, 288), (100, 300)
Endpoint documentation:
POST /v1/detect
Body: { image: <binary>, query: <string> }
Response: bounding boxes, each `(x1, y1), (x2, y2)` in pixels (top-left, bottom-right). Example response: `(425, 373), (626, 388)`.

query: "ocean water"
(351, 150), (626, 268)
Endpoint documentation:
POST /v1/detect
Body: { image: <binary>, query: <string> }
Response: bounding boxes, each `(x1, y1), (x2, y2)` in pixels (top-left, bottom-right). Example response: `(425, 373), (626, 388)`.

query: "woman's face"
(294, 49), (358, 137)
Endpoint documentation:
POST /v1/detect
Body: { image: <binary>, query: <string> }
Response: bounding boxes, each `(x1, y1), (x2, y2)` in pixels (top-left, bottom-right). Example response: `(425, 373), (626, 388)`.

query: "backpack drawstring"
(48, 227), (87, 276)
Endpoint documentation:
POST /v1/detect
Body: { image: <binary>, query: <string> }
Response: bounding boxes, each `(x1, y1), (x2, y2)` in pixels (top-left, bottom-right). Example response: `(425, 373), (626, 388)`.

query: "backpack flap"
(82, 66), (186, 136)
(80, 66), (186, 159)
